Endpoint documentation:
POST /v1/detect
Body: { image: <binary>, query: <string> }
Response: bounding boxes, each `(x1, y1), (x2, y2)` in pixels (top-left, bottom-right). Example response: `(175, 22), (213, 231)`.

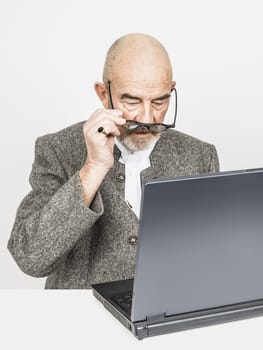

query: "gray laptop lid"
(131, 168), (263, 322)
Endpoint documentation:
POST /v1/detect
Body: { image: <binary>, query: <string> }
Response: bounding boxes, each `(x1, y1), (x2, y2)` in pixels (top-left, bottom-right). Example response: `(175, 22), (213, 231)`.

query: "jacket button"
(128, 236), (137, 245)
(117, 174), (125, 182)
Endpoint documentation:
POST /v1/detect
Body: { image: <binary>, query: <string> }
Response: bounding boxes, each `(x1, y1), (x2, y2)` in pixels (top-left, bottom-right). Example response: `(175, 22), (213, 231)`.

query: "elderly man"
(8, 33), (219, 289)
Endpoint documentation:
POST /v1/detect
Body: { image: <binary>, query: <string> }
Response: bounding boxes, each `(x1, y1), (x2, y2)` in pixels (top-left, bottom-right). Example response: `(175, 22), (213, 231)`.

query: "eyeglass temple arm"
(169, 88), (177, 128)
(107, 81), (114, 109)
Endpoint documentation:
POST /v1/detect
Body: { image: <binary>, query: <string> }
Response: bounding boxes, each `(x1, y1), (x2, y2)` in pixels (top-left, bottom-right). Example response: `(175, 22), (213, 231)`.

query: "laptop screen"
(132, 169), (263, 322)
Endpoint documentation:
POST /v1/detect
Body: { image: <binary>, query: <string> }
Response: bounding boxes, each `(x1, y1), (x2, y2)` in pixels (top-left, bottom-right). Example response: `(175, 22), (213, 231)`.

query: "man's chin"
(120, 132), (160, 152)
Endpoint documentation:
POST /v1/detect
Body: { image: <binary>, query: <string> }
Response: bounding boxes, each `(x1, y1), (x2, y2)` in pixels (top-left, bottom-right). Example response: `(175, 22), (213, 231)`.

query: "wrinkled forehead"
(112, 60), (172, 92)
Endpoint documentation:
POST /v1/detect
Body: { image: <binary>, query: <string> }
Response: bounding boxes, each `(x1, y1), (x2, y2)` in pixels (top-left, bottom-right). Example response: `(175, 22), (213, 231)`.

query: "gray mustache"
(127, 125), (150, 134)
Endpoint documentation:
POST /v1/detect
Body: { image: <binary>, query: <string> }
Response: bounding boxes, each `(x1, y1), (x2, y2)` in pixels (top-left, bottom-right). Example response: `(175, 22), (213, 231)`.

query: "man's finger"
(84, 110), (126, 132)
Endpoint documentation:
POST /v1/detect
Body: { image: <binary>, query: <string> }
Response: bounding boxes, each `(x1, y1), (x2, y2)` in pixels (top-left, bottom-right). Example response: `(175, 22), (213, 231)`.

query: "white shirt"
(115, 137), (158, 218)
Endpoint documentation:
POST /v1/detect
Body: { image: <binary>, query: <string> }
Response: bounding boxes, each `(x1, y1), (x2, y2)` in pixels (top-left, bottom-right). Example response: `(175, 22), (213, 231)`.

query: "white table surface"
(1, 290), (263, 350)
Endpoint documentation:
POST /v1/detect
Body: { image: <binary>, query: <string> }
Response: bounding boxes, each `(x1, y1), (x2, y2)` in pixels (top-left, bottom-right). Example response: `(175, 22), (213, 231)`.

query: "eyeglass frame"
(107, 80), (177, 133)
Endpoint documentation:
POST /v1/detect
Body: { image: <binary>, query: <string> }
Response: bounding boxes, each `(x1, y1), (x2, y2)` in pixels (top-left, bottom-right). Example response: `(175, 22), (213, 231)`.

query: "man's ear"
(94, 82), (109, 109)
(171, 81), (176, 89)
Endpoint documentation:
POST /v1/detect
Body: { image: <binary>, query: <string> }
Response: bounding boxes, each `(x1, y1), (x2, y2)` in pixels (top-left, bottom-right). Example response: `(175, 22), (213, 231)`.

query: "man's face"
(109, 73), (174, 152)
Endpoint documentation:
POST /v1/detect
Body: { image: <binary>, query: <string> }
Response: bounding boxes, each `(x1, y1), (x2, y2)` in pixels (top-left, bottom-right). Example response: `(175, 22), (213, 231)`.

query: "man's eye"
(153, 101), (165, 107)
(126, 101), (140, 105)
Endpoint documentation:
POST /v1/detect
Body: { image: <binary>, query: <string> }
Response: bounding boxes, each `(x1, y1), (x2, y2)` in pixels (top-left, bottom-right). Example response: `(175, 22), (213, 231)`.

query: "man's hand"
(79, 108), (126, 207)
(83, 108), (126, 171)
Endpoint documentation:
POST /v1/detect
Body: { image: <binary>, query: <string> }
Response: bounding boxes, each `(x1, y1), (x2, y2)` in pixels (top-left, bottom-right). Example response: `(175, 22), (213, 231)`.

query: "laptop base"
(92, 282), (263, 340)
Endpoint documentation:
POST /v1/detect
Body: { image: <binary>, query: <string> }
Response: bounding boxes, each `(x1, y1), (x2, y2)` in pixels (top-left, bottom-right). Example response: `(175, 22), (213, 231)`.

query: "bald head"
(95, 34), (175, 152)
(103, 33), (173, 86)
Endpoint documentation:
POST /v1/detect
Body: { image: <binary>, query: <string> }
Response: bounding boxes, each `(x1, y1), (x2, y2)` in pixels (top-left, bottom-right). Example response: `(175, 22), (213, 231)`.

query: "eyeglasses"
(107, 80), (177, 133)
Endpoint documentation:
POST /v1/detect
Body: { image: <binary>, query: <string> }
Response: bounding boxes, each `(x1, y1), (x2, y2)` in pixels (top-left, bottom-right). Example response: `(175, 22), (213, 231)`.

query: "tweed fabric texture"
(8, 121), (219, 289)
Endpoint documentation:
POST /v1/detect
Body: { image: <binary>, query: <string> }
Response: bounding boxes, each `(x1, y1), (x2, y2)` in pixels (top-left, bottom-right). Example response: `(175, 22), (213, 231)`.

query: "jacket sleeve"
(208, 144), (220, 173)
(7, 135), (104, 277)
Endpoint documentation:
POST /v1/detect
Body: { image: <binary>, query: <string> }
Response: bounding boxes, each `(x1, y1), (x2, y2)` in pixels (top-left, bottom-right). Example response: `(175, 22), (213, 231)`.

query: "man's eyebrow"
(152, 93), (171, 101)
(120, 92), (171, 101)
(120, 93), (141, 101)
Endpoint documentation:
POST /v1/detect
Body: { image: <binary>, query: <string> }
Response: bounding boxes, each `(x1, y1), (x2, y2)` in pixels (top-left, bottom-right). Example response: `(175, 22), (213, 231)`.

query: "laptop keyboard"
(112, 292), (133, 315)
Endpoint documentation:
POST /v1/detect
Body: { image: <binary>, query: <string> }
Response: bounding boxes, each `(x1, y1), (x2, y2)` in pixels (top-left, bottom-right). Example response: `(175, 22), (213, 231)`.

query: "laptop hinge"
(146, 313), (166, 325)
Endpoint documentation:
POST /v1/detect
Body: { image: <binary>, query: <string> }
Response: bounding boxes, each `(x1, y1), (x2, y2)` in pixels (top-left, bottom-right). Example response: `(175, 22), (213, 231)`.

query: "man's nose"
(135, 103), (155, 123)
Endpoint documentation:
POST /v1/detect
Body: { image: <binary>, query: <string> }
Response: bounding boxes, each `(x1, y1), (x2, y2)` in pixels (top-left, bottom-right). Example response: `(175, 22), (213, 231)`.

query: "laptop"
(92, 168), (263, 340)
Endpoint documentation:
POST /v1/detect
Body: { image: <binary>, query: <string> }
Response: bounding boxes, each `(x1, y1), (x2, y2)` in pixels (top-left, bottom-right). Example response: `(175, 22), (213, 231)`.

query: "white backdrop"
(1, 1), (263, 349)
(1, 0), (263, 290)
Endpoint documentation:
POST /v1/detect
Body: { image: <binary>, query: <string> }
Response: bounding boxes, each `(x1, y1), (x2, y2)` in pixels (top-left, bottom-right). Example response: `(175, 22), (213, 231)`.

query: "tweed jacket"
(8, 121), (219, 289)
